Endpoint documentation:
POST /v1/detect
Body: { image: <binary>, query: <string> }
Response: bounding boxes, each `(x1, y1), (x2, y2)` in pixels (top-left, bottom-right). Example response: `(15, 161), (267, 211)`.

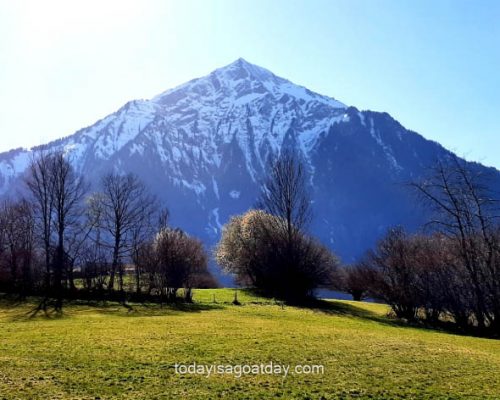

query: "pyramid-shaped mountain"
(1, 58), (498, 267)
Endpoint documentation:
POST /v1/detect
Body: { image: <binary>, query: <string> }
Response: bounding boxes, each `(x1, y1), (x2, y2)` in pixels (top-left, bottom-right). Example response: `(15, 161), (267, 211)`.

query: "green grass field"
(0, 289), (499, 399)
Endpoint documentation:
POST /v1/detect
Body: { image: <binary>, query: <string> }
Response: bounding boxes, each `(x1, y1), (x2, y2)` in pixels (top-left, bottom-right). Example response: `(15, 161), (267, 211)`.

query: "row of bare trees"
(341, 157), (500, 335)
(0, 151), (214, 309)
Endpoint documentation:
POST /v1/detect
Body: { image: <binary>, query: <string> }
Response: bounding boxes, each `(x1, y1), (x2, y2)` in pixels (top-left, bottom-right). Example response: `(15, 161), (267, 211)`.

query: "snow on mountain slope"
(0, 58), (346, 191)
(1, 58), (498, 268)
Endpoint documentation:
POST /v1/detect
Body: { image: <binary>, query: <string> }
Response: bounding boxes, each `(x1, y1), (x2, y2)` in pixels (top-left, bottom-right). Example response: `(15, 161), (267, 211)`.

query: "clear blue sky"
(0, 0), (499, 167)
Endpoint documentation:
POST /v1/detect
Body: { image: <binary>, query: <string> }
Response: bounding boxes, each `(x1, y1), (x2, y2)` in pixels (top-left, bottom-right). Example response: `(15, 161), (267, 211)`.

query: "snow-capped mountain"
(1, 58), (499, 267)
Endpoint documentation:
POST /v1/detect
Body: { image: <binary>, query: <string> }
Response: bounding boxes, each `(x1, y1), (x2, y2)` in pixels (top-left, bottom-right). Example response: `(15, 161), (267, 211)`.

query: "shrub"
(151, 228), (210, 302)
(215, 210), (338, 301)
(363, 227), (500, 335)
(339, 264), (375, 301)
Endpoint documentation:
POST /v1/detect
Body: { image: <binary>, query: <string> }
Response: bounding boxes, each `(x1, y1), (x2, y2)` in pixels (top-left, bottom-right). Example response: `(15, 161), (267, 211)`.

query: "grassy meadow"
(0, 289), (499, 399)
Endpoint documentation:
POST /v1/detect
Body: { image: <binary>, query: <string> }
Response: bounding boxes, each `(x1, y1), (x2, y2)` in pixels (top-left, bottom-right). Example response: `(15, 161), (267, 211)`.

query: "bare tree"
(25, 151), (87, 308)
(80, 241), (109, 293)
(25, 151), (55, 290)
(363, 227), (424, 320)
(130, 208), (167, 295)
(411, 156), (500, 331)
(0, 200), (36, 295)
(257, 150), (311, 241)
(88, 173), (156, 294)
(50, 152), (88, 304)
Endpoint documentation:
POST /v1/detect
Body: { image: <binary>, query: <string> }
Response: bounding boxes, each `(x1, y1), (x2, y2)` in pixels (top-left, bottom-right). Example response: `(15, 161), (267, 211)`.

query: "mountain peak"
(212, 57), (281, 84)
(209, 58), (288, 85)
(153, 58), (346, 111)
(226, 57), (254, 68)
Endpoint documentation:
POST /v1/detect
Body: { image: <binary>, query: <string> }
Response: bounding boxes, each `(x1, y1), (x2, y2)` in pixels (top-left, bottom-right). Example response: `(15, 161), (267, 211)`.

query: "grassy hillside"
(0, 289), (499, 399)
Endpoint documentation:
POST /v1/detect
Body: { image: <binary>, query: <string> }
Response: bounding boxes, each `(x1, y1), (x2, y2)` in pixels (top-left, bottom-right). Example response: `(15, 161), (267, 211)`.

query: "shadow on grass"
(87, 301), (225, 318)
(0, 294), (55, 319)
(2, 291), (496, 338)
(303, 299), (403, 326)
(300, 298), (498, 339)
(0, 293), (224, 322)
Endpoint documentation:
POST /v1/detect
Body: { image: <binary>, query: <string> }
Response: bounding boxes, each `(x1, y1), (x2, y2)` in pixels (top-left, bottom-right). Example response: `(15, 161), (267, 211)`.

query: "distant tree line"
(339, 157), (500, 336)
(0, 151), (215, 310)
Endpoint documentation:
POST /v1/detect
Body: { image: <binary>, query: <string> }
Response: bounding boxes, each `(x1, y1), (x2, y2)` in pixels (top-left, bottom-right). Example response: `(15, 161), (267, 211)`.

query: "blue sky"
(0, 0), (499, 167)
